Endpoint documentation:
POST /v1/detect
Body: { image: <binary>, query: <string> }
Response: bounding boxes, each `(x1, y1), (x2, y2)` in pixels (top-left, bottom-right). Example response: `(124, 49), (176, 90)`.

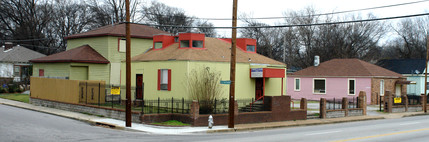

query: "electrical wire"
(133, 13), (429, 29)
(144, 0), (429, 21)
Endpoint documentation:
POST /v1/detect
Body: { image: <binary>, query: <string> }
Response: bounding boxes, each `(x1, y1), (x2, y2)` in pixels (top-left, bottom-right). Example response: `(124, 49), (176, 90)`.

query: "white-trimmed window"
(192, 40), (204, 48)
(348, 79), (355, 95)
(313, 78), (326, 94)
(158, 69), (171, 91)
(180, 40), (190, 48)
(380, 79), (384, 96)
(118, 38), (126, 52)
(294, 78), (301, 91)
(154, 42), (163, 49)
(246, 45), (255, 52)
(13, 66), (20, 77)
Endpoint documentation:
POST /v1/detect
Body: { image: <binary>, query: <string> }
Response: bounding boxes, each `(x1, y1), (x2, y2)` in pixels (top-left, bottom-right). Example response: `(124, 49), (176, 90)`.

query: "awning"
(250, 68), (285, 78)
(395, 80), (412, 84)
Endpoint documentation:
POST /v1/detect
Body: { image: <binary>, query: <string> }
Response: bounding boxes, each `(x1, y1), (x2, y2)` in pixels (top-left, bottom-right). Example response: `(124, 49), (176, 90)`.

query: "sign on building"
(111, 86), (120, 95)
(251, 68), (263, 78)
(394, 97), (402, 104)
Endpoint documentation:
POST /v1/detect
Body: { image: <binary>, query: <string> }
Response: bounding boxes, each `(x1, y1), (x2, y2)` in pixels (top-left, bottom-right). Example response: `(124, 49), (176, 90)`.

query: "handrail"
(250, 95), (264, 112)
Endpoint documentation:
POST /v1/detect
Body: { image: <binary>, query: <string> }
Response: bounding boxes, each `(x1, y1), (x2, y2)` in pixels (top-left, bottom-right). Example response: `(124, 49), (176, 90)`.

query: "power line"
(0, 38), (51, 42)
(135, 13), (429, 29)
(144, 0), (429, 21)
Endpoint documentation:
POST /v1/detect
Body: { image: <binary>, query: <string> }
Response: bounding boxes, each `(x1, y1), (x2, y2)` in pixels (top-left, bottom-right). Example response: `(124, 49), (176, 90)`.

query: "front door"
(255, 78), (263, 99)
(395, 84), (401, 97)
(136, 74), (143, 99)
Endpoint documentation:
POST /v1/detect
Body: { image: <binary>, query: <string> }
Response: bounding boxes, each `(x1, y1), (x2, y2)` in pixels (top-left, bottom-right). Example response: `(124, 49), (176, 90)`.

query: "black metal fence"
(76, 83), (259, 114)
(326, 97), (359, 110)
(408, 95), (421, 105)
(142, 97), (192, 114)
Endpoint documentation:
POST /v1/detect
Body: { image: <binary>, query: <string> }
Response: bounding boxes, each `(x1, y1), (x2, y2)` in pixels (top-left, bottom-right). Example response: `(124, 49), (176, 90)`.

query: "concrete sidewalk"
(1, 98), (428, 135)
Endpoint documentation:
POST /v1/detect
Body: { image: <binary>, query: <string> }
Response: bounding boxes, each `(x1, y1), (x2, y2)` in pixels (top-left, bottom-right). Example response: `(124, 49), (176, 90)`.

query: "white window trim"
(313, 78), (326, 94)
(348, 78), (356, 95)
(380, 79), (384, 96)
(294, 78), (301, 91)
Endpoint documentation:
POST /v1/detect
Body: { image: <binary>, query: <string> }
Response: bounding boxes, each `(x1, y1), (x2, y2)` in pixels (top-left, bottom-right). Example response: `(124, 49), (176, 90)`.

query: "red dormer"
(237, 38), (257, 53)
(153, 34), (175, 50)
(178, 33), (205, 49)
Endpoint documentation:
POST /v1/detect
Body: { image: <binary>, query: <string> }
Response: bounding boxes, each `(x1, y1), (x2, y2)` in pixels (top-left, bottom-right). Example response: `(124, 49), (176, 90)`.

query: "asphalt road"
(1, 104), (429, 142)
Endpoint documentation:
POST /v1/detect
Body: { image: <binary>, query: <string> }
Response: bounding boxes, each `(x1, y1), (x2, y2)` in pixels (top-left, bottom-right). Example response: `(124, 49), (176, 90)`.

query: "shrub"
(186, 67), (223, 114)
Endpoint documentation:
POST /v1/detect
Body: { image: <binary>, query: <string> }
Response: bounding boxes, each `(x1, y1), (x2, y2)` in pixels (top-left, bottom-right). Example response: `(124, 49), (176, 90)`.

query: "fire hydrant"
(208, 115), (214, 129)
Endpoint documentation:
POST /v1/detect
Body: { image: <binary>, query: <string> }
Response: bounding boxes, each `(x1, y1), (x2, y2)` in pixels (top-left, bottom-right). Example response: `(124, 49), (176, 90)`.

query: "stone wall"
(141, 96), (307, 126)
(326, 110), (346, 118)
(348, 109), (363, 116)
(30, 98), (141, 123)
(320, 91), (366, 119)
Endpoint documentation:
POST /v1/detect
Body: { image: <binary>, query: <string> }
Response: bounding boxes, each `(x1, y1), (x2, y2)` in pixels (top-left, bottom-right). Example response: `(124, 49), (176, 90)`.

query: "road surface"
(1, 104), (429, 142)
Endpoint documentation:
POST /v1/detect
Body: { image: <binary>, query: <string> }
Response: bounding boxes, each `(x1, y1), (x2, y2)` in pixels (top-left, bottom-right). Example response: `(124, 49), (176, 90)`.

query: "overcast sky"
(152, 0), (429, 38)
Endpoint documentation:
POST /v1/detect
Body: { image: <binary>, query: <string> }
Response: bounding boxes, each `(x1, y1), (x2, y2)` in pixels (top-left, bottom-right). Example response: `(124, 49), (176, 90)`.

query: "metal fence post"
(141, 97), (144, 114)
(111, 85), (113, 109)
(157, 97), (160, 114)
(333, 98), (336, 110)
(171, 97), (174, 113)
(98, 83), (101, 106)
(85, 82), (88, 104)
(182, 97), (184, 114)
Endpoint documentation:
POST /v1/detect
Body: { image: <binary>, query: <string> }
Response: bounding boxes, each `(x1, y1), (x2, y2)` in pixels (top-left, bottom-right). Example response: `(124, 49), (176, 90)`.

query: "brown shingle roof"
(131, 37), (284, 65)
(30, 45), (109, 64)
(291, 59), (402, 78)
(66, 23), (170, 39)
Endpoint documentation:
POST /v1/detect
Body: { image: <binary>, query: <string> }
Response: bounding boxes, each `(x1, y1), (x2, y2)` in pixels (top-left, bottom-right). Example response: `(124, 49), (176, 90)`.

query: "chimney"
(4, 42), (13, 50)
(314, 55), (320, 66)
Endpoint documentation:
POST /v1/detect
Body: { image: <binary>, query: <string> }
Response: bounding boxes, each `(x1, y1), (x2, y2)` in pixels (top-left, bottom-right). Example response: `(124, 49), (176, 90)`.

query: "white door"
(395, 84), (401, 97)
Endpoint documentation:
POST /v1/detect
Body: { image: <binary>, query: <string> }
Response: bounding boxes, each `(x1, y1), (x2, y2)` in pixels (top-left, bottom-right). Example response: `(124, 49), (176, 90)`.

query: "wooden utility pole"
(228, 0), (238, 128)
(125, 0), (132, 127)
(425, 32), (429, 113)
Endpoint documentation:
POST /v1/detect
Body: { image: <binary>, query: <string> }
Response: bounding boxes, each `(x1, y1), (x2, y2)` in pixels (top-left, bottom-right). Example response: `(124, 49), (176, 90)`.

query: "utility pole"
(425, 32), (429, 113)
(228, 0), (238, 128)
(125, 0), (132, 127)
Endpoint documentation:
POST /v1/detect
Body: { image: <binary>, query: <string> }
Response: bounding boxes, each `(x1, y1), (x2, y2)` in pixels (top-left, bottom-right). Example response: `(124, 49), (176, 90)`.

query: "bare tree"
(0, 0), (55, 54)
(194, 20), (217, 37)
(50, 0), (93, 52)
(385, 17), (429, 59)
(86, 0), (141, 29)
(141, 1), (194, 34)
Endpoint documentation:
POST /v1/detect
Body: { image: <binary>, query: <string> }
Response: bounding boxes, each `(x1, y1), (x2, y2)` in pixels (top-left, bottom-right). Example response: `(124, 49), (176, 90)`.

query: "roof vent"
(314, 55), (320, 66)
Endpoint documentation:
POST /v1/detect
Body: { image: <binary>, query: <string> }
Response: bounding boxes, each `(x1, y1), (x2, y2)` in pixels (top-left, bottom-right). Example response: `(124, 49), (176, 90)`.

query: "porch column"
(281, 78), (284, 96)
(263, 77), (265, 98)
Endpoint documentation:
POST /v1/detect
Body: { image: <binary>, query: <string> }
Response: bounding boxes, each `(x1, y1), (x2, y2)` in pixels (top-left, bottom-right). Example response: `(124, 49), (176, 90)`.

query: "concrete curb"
(0, 100), (126, 130)
(206, 116), (385, 133)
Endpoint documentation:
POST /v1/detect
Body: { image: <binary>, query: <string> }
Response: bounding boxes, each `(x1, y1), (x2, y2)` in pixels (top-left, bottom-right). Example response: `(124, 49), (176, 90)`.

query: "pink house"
(287, 59), (407, 104)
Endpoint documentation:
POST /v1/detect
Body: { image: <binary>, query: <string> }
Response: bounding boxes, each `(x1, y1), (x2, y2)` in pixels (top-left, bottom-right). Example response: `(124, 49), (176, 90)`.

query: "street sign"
(111, 87), (121, 95)
(251, 68), (263, 78)
(394, 97), (402, 103)
(220, 80), (231, 84)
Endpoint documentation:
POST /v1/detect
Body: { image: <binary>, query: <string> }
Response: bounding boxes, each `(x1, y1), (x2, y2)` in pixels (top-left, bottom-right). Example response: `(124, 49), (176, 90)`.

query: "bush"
(186, 66), (223, 114)
(0, 86), (7, 93)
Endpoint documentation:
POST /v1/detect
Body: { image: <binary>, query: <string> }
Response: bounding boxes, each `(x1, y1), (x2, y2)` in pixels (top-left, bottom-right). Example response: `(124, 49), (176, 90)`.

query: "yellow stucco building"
(122, 33), (287, 101)
(30, 23), (168, 86)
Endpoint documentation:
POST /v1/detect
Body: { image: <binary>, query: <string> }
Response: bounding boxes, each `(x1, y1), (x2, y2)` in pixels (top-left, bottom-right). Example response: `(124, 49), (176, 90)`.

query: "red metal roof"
(30, 45), (109, 64)
(65, 23), (170, 39)
(291, 59), (402, 78)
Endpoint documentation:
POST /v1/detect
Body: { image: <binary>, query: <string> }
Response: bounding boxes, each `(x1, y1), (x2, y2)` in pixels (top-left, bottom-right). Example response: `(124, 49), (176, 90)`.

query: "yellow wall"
(33, 63), (71, 78)
(33, 63), (110, 84)
(31, 77), (106, 104)
(67, 36), (152, 86)
(121, 60), (286, 100)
